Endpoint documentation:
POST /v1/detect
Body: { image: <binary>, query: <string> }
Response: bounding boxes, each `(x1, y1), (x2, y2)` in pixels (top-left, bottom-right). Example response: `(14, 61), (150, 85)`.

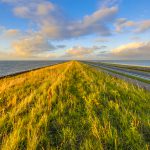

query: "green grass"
(0, 61), (150, 150)
(91, 62), (150, 73)
(91, 64), (150, 84)
(85, 61), (150, 84)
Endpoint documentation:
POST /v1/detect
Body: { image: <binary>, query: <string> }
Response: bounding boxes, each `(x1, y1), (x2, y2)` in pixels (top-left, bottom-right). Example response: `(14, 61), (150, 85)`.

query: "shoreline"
(1, 61), (150, 92)
(0, 62), (65, 79)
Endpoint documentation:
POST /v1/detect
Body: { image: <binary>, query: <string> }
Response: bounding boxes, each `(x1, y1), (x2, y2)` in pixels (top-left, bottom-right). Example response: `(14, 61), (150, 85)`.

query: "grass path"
(0, 61), (149, 150)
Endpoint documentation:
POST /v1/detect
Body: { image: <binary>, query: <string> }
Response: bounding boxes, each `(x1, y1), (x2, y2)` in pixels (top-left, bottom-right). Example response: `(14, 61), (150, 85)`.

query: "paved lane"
(85, 62), (150, 82)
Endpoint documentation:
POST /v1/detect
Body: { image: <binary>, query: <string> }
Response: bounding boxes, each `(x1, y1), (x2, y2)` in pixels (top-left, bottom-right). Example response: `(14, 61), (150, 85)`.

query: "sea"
(0, 61), (64, 77)
(0, 60), (150, 78)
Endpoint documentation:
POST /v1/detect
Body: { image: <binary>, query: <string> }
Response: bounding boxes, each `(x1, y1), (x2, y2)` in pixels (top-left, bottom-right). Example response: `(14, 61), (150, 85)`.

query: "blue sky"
(0, 0), (150, 60)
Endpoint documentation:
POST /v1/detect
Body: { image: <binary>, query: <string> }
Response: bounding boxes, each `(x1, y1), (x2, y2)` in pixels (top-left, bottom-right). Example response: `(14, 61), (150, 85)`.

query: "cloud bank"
(0, 0), (149, 60)
(63, 45), (106, 59)
(12, 35), (55, 57)
(115, 18), (150, 33)
(110, 41), (150, 59)
(3, 0), (118, 39)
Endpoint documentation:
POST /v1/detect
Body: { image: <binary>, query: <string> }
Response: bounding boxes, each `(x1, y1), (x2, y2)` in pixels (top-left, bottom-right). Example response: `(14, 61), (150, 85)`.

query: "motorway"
(85, 62), (150, 82)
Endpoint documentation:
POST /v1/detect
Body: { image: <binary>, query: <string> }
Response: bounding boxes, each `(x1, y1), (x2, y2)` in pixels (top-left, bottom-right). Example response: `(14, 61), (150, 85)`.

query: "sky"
(0, 0), (150, 60)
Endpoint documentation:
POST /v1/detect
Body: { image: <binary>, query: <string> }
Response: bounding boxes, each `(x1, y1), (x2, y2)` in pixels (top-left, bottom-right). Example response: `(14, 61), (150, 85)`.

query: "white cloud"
(66, 46), (94, 56)
(39, 6), (118, 39)
(0, 51), (11, 58)
(63, 45), (106, 59)
(131, 36), (141, 41)
(0, 27), (21, 39)
(4, 29), (20, 36)
(0, 33), (58, 59)
(115, 18), (150, 33)
(0, 0), (119, 59)
(1, 0), (118, 39)
(95, 37), (109, 42)
(56, 45), (66, 49)
(69, 6), (118, 37)
(115, 18), (135, 33)
(12, 34), (56, 57)
(0, 0), (149, 60)
(101, 0), (121, 7)
(135, 20), (150, 33)
(0, 51), (58, 60)
(110, 41), (150, 59)
(13, 1), (56, 19)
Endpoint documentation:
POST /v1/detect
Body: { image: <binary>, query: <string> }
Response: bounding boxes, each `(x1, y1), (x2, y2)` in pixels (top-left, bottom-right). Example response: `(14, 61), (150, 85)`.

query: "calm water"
(0, 61), (64, 77)
(94, 60), (150, 67)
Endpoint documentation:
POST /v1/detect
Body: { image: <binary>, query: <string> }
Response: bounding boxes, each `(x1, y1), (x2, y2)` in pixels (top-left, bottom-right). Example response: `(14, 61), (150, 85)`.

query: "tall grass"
(0, 61), (149, 150)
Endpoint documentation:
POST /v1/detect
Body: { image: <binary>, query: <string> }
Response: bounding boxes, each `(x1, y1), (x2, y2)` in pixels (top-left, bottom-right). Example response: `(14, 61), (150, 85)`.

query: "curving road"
(85, 62), (150, 82)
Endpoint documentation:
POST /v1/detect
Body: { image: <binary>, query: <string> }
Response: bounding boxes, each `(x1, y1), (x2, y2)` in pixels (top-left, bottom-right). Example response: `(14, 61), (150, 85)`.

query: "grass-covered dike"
(0, 61), (150, 150)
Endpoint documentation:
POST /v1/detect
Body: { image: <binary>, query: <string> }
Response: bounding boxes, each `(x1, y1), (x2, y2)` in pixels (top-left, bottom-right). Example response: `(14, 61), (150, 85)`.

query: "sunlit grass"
(0, 61), (149, 149)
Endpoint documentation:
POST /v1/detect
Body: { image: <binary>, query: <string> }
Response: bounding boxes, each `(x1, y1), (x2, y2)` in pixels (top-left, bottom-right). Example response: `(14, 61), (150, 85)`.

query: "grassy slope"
(92, 65), (150, 84)
(92, 62), (150, 73)
(0, 61), (149, 150)
(85, 62), (150, 84)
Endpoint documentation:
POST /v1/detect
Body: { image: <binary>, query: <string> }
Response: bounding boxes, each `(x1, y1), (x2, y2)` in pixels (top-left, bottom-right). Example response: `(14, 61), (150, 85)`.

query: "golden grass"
(0, 61), (149, 150)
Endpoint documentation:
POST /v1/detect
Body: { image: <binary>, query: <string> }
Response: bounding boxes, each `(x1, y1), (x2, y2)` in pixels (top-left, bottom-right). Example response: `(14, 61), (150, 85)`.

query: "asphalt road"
(86, 62), (150, 81)
(84, 61), (150, 91)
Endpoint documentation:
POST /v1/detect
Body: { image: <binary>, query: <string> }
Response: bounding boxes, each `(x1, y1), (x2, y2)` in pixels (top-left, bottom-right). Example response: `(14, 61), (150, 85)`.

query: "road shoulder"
(92, 65), (150, 91)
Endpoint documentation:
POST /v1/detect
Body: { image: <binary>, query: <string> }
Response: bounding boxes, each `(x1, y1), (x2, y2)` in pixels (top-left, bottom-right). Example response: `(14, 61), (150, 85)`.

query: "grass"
(91, 64), (150, 84)
(84, 61), (150, 84)
(90, 62), (150, 73)
(0, 61), (150, 150)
